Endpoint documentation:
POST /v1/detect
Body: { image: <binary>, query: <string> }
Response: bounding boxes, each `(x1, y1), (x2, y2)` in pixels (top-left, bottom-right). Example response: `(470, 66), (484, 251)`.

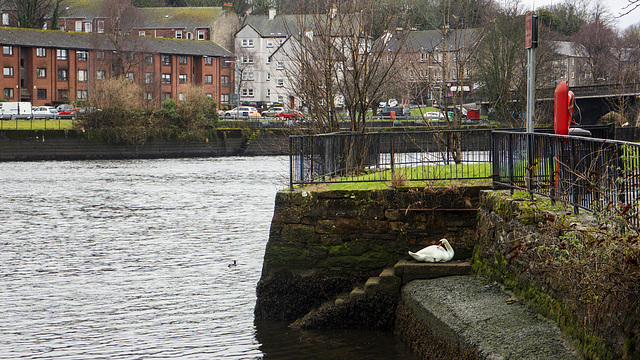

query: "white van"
(0, 102), (33, 119)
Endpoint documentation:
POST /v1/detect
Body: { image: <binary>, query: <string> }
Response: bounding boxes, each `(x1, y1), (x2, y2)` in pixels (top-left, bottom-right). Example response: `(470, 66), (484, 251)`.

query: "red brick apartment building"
(1, 26), (234, 107)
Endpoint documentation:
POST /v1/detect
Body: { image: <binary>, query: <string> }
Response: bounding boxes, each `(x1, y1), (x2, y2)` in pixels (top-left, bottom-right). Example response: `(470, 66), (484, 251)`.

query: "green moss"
(472, 248), (612, 360)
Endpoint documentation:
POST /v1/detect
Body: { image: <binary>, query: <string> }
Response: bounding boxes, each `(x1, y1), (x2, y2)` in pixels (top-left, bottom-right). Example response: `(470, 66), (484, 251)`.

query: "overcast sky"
(519, 0), (640, 31)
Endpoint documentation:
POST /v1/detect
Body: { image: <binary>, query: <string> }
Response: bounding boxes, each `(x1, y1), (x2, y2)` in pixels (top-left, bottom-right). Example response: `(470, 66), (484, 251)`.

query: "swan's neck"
(442, 241), (453, 254)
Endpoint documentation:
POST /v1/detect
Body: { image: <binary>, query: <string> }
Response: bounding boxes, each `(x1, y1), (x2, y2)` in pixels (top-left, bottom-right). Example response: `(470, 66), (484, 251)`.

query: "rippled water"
(0, 157), (415, 359)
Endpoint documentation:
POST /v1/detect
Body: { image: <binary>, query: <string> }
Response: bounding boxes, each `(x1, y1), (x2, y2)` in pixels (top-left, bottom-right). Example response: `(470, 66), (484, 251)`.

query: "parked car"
(261, 106), (285, 117)
(223, 106), (259, 118)
(56, 104), (78, 119)
(377, 106), (410, 119)
(423, 111), (445, 120)
(32, 106), (58, 119)
(275, 109), (304, 119)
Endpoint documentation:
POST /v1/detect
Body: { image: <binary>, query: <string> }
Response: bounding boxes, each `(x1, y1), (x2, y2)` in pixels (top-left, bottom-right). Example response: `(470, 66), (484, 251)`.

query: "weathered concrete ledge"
(398, 276), (581, 360)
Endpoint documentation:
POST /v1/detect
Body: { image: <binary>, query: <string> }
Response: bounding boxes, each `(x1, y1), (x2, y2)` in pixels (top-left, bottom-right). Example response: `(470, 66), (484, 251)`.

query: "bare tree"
(8, 0), (62, 28)
(280, 0), (412, 132)
(94, 0), (146, 77)
(571, 14), (617, 84)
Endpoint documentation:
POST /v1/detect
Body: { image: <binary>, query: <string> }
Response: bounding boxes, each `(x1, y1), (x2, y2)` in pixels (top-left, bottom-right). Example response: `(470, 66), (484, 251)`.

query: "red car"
(56, 104), (78, 119)
(275, 110), (304, 119)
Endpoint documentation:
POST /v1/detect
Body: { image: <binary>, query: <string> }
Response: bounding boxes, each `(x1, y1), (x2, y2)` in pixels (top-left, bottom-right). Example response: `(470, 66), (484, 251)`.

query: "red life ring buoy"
(554, 81), (570, 135)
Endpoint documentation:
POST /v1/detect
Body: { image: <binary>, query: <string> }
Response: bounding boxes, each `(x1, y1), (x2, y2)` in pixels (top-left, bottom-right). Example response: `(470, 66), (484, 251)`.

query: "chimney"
(222, 3), (233, 11)
(269, 8), (276, 20)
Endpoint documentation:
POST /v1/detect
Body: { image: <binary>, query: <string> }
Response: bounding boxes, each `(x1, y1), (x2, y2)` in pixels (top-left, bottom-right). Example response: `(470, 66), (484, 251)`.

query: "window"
(204, 75), (212, 84)
(3, 46), (12, 55)
(241, 88), (254, 97)
(266, 73), (271, 81)
(37, 68), (46, 78)
(75, 20), (82, 32)
(57, 89), (68, 101)
(84, 22), (91, 32)
(241, 55), (254, 64)
(4, 88), (13, 98)
(242, 72), (254, 81)
(57, 69), (68, 81)
(36, 47), (46, 57)
(145, 92), (153, 100)
(266, 89), (270, 97)
(222, 60), (231, 68)
(162, 92), (171, 100)
(277, 95), (283, 103)
(37, 89), (47, 99)
(96, 70), (106, 80)
(186, 32), (193, 40)
(77, 51), (88, 61)
(221, 94), (229, 104)
(162, 73), (171, 84)
(145, 73), (153, 84)
(126, 72), (134, 81)
(77, 90), (88, 100)
(241, 39), (254, 47)
(276, 78), (284, 87)
(197, 30), (205, 40)
(162, 55), (171, 66)
(206, 93), (212, 98)
(57, 49), (68, 60)
(3, 66), (14, 77)
(179, 56), (187, 65)
(2, 13), (8, 25)
(97, 21), (104, 33)
(276, 62), (284, 70)
(176, 30), (182, 39)
(266, 39), (274, 47)
(221, 75), (229, 86)
(179, 74), (187, 83)
(97, 51), (104, 60)
(139, 31), (146, 36)
(178, 92), (186, 101)
(204, 56), (212, 65)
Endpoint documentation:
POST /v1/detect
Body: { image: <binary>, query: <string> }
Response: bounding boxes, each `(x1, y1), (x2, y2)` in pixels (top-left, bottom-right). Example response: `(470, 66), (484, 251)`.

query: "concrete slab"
(402, 276), (581, 360)
(394, 259), (471, 284)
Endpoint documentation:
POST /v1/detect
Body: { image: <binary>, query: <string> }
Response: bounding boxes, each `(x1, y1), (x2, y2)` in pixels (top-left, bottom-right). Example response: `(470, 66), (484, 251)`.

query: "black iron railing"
(493, 131), (640, 229)
(290, 130), (493, 188)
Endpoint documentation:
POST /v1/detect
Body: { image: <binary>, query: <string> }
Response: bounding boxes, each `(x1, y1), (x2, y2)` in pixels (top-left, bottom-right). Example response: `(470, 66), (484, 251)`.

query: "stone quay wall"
(254, 187), (484, 323)
(474, 190), (640, 360)
(0, 128), (290, 161)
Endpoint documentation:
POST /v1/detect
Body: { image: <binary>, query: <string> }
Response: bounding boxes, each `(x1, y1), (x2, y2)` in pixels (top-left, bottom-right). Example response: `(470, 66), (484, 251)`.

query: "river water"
(0, 157), (415, 359)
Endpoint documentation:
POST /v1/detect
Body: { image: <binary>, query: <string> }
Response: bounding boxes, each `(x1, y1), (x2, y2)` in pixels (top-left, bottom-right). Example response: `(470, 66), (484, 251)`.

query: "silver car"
(32, 106), (59, 119)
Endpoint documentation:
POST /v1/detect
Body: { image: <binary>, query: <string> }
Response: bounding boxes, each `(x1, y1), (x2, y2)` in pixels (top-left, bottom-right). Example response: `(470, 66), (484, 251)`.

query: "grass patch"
(299, 162), (493, 191)
(0, 119), (75, 130)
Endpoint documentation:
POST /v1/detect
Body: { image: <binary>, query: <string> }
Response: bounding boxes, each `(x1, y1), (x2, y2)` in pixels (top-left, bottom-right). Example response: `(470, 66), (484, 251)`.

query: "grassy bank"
(0, 119), (75, 130)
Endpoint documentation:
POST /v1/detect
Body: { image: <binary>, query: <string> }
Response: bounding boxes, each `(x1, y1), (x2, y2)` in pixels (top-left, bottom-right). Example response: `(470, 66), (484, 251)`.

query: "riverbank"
(0, 128), (290, 161)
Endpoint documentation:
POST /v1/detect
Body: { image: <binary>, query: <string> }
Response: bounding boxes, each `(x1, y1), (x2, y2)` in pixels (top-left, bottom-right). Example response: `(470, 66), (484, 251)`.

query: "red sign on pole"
(525, 12), (533, 49)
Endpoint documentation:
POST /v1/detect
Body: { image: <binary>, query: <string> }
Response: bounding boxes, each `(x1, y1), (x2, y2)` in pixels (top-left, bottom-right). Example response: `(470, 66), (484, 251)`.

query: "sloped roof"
(243, 15), (300, 38)
(60, 0), (223, 28)
(387, 28), (482, 53)
(0, 26), (233, 57)
(138, 7), (222, 29)
(242, 13), (360, 38)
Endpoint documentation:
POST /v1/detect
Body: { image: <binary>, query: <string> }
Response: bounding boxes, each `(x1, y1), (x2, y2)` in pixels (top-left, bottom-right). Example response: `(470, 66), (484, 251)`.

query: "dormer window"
(242, 39), (254, 47)
(176, 30), (182, 39)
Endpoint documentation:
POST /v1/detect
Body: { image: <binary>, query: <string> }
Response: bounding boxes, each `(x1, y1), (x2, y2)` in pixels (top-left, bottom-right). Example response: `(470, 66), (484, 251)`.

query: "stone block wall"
(255, 186), (485, 323)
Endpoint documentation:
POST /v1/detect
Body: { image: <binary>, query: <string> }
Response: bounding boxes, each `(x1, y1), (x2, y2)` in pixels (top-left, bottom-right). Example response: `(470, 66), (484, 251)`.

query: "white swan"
(408, 239), (454, 262)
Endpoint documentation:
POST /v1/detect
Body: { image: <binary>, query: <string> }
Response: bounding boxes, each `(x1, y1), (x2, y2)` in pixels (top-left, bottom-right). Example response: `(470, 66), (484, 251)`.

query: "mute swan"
(408, 239), (454, 262)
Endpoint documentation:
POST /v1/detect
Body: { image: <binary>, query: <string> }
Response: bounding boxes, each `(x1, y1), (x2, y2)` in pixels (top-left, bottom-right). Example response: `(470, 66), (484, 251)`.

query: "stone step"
(394, 259), (471, 284)
(349, 286), (365, 299)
